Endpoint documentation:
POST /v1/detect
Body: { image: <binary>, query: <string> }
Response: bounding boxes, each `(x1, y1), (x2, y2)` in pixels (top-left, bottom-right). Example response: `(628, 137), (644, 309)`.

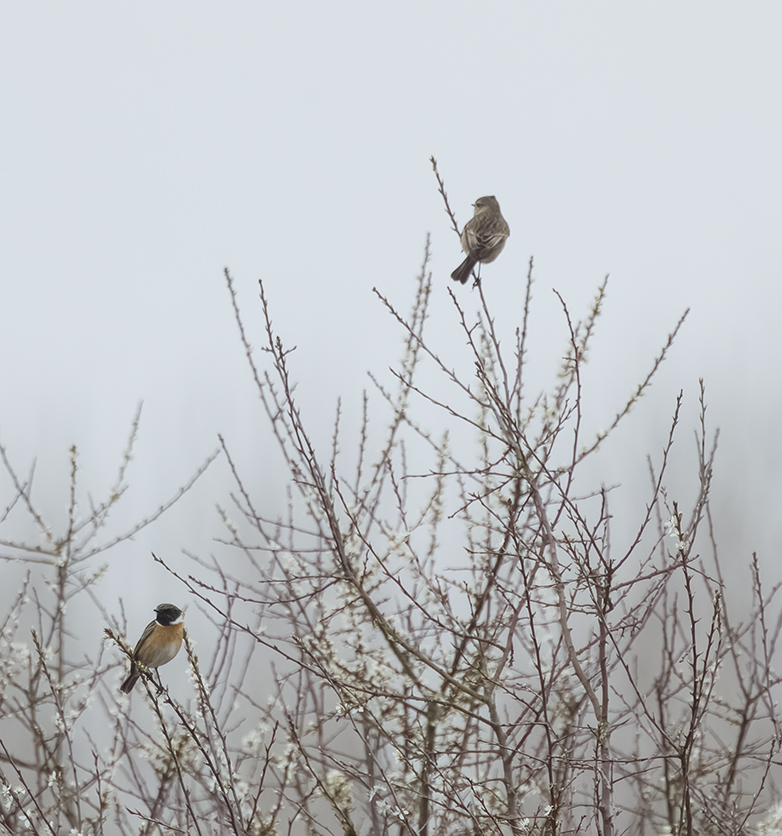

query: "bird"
(120, 603), (185, 693)
(451, 195), (510, 285)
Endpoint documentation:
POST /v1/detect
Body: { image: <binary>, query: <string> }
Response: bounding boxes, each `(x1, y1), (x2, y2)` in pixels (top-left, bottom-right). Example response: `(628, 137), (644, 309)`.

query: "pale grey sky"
(1, 3), (780, 605)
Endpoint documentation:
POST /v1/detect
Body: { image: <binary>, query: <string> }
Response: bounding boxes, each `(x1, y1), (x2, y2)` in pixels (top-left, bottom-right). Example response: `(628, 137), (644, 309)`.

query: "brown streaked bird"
(120, 603), (184, 693)
(451, 195), (510, 285)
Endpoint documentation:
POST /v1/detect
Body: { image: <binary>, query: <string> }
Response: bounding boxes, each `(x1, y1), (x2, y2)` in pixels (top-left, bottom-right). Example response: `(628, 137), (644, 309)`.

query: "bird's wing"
(463, 222), (506, 256)
(461, 223), (478, 253)
(478, 230), (508, 250)
(132, 619), (157, 655)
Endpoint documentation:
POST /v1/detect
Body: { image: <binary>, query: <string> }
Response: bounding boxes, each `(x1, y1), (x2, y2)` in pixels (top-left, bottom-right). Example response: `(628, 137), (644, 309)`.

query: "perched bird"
(120, 603), (185, 693)
(451, 195), (510, 285)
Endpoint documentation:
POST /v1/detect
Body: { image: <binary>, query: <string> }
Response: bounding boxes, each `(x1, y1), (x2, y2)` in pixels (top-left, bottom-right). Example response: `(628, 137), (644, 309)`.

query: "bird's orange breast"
(136, 622), (184, 668)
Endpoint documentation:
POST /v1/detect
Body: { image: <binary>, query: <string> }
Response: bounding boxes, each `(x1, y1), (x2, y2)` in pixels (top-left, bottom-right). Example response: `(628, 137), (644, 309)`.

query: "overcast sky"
(1, 3), (781, 611)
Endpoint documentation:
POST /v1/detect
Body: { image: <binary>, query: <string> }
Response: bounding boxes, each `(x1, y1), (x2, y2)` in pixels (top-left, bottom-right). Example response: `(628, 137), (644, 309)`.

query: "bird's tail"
(451, 255), (477, 284)
(120, 668), (139, 693)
